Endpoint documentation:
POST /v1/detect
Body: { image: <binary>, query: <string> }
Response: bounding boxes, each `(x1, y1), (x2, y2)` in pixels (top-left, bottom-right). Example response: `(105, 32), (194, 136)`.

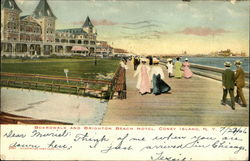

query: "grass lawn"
(1, 58), (120, 80)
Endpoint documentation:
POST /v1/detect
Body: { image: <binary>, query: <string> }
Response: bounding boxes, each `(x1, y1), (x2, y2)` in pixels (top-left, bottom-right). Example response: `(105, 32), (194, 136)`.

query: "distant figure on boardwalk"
(115, 59), (128, 99)
(166, 58), (173, 78)
(221, 62), (235, 110)
(234, 60), (247, 107)
(134, 57), (140, 71)
(174, 57), (183, 79)
(150, 58), (171, 95)
(133, 58), (151, 95)
(148, 56), (153, 65)
(131, 56), (134, 65)
(183, 58), (193, 78)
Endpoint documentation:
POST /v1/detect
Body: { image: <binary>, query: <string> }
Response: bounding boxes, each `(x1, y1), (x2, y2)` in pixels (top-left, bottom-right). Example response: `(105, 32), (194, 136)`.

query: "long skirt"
(183, 67), (192, 78)
(152, 74), (171, 95)
(139, 66), (151, 94)
(174, 69), (183, 78)
(115, 68), (126, 99)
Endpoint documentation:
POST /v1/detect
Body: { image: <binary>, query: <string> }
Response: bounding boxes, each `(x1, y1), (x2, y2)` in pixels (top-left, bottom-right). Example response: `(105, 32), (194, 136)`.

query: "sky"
(16, 0), (249, 56)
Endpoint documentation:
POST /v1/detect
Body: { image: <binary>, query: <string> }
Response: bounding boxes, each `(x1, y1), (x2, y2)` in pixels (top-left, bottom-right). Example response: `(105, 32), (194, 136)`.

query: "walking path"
(102, 61), (249, 126)
(1, 87), (107, 125)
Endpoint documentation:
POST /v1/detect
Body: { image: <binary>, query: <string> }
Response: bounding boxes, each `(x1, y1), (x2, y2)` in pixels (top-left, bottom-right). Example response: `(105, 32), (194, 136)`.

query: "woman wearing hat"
(166, 58), (173, 78)
(115, 58), (128, 99)
(150, 58), (171, 95)
(234, 60), (247, 107)
(183, 58), (193, 78)
(133, 58), (151, 95)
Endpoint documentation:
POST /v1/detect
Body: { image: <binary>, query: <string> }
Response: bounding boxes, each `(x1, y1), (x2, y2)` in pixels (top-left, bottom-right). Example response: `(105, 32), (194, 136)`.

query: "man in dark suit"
(221, 62), (235, 110)
(234, 60), (247, 107)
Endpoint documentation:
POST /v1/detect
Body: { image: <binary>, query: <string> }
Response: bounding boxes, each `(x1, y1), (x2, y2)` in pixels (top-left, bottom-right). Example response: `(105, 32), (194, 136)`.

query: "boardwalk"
(102, 61), (249, 126)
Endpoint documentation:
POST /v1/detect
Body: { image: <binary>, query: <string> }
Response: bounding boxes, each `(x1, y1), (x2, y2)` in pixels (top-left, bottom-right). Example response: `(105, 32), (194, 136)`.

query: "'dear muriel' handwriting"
(31, 129), (70, 137)
(4, 130), (26, 138)
(4, 129), (71, 138)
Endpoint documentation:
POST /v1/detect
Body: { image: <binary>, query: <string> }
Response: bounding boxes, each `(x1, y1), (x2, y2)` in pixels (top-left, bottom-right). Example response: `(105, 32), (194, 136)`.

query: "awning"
(96, 48), (107, 52)
(71, 46), (89, 51)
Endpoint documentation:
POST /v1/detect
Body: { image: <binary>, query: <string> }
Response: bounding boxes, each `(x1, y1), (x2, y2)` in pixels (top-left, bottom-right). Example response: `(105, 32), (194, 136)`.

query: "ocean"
(184, 57), (249, 73)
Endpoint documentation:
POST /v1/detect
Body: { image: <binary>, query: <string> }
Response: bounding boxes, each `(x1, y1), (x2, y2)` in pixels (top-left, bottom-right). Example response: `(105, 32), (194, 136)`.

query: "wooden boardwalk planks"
(102, 61), (249, 126)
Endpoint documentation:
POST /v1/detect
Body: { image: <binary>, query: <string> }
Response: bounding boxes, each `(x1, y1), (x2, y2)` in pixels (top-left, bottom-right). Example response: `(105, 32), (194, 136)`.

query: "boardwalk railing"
(190, 63), (249, 88)
(190, 63), (249, 78)
(0, 72), (115, 99)
(108, 65), (123, 99)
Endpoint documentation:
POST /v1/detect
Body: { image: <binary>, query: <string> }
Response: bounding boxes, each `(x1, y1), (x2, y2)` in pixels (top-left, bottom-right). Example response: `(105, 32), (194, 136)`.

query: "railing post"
(108, 65), (123, 99)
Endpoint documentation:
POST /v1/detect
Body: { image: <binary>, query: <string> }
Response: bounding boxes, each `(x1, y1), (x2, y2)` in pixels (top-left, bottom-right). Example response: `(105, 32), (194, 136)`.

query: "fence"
(108, 65), (123, 99)
(0, 65), (124, 99)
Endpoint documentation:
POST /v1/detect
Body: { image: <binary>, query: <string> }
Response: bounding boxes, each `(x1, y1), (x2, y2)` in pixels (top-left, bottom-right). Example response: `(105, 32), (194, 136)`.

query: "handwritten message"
(0, 125), (248, 160)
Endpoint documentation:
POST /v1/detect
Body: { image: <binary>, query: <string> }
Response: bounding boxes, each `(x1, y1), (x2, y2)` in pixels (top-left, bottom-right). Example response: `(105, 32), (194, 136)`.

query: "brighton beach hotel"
(1, 0), (113, 57)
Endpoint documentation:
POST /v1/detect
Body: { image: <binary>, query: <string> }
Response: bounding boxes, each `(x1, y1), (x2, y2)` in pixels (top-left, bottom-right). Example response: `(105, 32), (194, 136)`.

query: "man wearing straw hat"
(221, 62), (235, 110)
(234, 60), (247, 107)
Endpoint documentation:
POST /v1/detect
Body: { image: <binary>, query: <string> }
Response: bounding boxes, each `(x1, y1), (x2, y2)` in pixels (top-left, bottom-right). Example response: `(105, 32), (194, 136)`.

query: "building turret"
(32, 0), (56, 42)
(1, 0), (22, 41)
(82, 16), (94, 34)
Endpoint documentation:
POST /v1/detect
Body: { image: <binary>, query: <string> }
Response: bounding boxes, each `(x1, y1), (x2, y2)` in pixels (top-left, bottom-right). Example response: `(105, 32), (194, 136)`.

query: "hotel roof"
(1, 0), (22, 12)
(33, 0), (56, 19)
(83, 16), (94, 28)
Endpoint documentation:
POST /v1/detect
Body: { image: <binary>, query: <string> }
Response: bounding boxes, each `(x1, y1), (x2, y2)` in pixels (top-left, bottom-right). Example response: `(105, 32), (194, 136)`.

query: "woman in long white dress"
(166, 58), (173, 78)
(133, 58), (151, 95)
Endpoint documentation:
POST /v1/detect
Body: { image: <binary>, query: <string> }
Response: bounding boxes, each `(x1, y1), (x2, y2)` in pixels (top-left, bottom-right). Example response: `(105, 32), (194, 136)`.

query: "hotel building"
(1, 0), (111, 57)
